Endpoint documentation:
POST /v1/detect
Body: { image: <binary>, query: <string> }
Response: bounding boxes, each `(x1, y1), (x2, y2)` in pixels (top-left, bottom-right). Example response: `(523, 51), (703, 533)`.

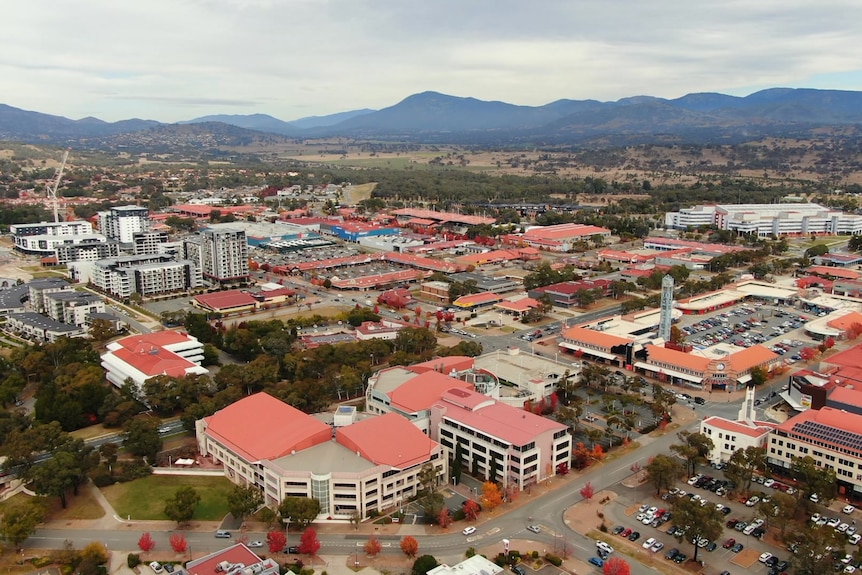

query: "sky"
(5, 0), (862, 123)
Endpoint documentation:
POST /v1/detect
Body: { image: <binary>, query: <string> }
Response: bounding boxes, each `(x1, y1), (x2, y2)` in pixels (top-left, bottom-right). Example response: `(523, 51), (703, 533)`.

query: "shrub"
(599, 524), (608, 532)
(531, 551), (539, 559)
(31, 557), (53, 568)
(90, 467), (116, 487)
(465, 548), (476, 558)
(493, 554), (507, 567)
(544, 554), (562, 567)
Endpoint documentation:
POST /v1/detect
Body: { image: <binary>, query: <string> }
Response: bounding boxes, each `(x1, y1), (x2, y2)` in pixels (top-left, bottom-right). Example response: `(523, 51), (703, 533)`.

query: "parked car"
(731, 543), (744, 553)
(587, 558), (603, 568)
(462, 526), (477, 536)
(149, 563), (163, 574)
(284, 546), (299, 554)
(722, 538), (736, 549)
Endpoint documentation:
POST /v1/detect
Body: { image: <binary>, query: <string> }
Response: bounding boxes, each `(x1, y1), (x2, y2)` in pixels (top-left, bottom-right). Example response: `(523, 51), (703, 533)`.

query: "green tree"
(227, 484), (264, 521)
(791, 455), (838, 504)
(749, 367), (768, 386)
(412, 554), (440, 575)
(790, 525), (842, 575)
(759, 491), (796, 537)
(724, 446), (766, 493)
(645, 454), (684, 495)
(278, 496), (321, 529)
(123, 416), (163, 464)
(0, 497), (47, 547)
(670, 496), (723, 562)
(164, 486), (201, 526)
(669, 431), (714, 477)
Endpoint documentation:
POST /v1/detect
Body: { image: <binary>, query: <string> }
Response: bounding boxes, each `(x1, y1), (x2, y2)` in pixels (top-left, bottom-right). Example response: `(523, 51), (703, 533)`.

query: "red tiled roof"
(777, 406), (862, 441)
(727, 345), (780, 372)
(828, 386), (862, 409)
(827, 312), (862, 332)
(337, 412), (439, 469)
(410, 356), (475, 374)
(825, 343), (862, 368)
(561, 326), (631, 349)
(806, 266), (861, 279)
(114, 330), (195, 350)
(436, 388), (566, 446)
(522, 223), (610, 241)
(644, 344), (711, 372)
(453, 292), (503, 307)
(703, 416), (774, 438)
(112, 346), (196, 377)
(186, 544), (264, 575)
(388, 371), (473, 413)
(204, 393), (331, 461)
(494, 298), (540, 312)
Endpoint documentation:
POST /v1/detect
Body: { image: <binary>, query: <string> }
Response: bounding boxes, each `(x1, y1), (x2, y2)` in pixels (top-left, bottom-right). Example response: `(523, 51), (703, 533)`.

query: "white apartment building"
(54, 239), (120, 265)
(43, 291), (105, 326)
(665, 203), (862, 237)
(27, 278), (74, 314)
(132, 230), (169, 255)
(90, 254), (202, 299)
(98, 205), (150, 244)
(196, 393), (447, 519)
(200, 229), (249, 283)
(6, 312), (85, 342)
(10, 221), (103, 256)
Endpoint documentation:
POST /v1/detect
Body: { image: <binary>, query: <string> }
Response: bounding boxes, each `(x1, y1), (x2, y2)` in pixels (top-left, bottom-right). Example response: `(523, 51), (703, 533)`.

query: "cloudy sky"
(5, 0), (862, 123)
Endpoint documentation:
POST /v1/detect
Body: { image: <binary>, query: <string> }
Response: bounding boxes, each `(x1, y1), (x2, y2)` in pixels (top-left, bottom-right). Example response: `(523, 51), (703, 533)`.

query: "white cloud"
(4, 0), (862, 122)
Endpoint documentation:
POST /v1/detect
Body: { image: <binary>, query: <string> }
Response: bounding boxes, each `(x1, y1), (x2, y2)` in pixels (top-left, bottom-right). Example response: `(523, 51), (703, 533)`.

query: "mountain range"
(3, 88), (862, 148)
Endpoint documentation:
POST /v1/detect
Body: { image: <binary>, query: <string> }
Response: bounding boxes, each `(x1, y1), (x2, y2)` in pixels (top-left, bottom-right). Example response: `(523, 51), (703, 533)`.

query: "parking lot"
(678, 304), (818, 366)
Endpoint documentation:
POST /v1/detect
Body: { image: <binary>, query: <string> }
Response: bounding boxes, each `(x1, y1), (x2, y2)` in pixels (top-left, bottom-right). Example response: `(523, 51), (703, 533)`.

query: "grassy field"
(101, 475), (233, 521)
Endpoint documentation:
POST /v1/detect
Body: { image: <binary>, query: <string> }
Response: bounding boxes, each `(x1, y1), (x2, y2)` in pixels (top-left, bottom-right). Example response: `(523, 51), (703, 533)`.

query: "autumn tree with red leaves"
(299, 527), (320, 555)
(463, 499), (480, 521)
(138, 532), (155, 553)
(603, 557), (631, 575)
(437, 507), (452, 528)
(580, 481), (594, 500)
(400, 535), (419, 557)
(364, 534), (382, 556)
(267, 530), (286, 554)
(169, 533), (187, 553)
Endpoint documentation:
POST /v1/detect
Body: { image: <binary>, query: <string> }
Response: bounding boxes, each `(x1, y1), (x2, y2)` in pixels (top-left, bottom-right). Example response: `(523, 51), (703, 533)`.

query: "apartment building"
(43, 291), (105, 326)
(132, 230), (169, 255)
(55, 238), (120, 265)
(27, 278), (73, 314)
(90, 254), (202, 299)
(10, 220), (103, 256)
(199, 229), (249, 284)
(97, 205), (150, 244)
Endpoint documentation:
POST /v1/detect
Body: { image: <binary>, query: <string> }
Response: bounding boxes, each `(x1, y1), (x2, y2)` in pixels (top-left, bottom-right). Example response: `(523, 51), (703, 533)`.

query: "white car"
(759, 553), (774, 564)
(687, 476), (701, 486)
(636, 513), (646, 522)
(643, 538), (656, 549)
(639, 504), (649, 513)
(810, 493), (820, 504)
(763, 479), (775, 488)
(596, 541), (614, 555)
(839, 523), (850, 533)
(248, 541), (263, 548)
(845, 505), (857, 515)
(462, 526), (477, 536)
(745, 496), (760, 507)
(150, 563), (164, 574)
(850, 534), (862, 545)
(829, 517), (843, 528)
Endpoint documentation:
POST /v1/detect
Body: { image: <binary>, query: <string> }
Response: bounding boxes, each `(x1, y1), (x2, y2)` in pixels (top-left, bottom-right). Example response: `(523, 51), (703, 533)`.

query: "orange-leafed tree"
(400, 535), (419, 557)
(267, 530), (286, 554)
(364, 534), (382, 556)
(299, 527), (320, 555)
(572, 442), (591, 470)
(463, 499), (480, 521)
(603, 557), (631, 575)
(480, 482), (503, 512)
(169, 533), (187, 553)
(591, 444), (605, 461)
(138, 532), (155, 553)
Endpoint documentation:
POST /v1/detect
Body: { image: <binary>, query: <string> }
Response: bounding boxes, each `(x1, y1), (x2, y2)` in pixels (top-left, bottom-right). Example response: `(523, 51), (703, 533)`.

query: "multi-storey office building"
(199, 229), (249, 284)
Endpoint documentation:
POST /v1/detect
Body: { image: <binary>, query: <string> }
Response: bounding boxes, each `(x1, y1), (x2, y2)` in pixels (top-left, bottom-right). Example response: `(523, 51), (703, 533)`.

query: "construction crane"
(47, 149), (70, 223)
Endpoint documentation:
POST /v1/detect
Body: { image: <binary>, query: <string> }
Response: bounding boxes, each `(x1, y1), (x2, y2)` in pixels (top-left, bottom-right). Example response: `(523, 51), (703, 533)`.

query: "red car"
(621, 528), (633, 538)
(722, 538), (736, 549)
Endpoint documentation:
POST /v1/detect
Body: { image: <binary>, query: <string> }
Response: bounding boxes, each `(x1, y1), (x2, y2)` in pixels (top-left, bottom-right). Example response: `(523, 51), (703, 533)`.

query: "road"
(22, 408), (710, 574)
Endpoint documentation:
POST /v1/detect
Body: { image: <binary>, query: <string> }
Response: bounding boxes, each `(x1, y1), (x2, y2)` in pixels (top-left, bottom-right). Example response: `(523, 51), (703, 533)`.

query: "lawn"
(101, 475), (233, 521)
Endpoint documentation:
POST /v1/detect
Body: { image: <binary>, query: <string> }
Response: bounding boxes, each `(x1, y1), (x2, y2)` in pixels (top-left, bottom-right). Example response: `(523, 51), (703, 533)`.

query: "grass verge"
(101, 475), (233, 521)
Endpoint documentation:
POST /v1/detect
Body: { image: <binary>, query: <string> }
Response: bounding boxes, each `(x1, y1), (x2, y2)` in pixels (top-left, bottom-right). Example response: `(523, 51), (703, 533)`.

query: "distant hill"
(181, 113), (298, 135)
(4, 88), (862, 148)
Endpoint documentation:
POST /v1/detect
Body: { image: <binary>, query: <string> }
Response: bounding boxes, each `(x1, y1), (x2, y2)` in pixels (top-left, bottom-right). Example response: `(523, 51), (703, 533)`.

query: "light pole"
(283, 516), (291, 552)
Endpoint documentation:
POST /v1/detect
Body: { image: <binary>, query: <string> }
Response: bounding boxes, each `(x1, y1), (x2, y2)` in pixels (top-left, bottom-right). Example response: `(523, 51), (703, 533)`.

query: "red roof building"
(101, 330), (208, 390)
(196, 392), (447, 519)
(186, 545), (278, 575)
(193, 290), (258, 313)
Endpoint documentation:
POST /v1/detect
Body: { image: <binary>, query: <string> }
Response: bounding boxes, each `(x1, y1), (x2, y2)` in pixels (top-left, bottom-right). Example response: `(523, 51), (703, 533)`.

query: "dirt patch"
(624, 504), (640, 516)
(730, 547), (760, 568)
